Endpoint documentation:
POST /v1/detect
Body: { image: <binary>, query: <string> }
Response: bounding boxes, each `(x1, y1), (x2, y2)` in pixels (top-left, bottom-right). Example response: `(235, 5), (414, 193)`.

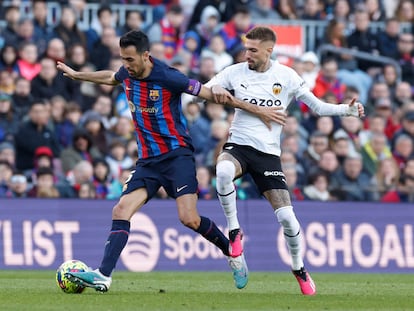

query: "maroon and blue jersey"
(114, 58), (201, 160)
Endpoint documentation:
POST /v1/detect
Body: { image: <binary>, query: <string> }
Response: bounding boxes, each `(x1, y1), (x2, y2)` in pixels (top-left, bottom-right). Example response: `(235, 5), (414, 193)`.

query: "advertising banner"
(0, 199), (413, 273)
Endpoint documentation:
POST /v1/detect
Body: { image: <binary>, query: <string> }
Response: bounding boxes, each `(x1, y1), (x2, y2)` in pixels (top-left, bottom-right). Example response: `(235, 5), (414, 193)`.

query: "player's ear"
(143, 50), (150, 61)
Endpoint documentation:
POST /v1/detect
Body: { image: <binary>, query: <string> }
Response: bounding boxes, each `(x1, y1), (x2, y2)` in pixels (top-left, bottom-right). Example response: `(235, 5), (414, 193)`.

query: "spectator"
(0, 160), (13, 197)
(0, 92), (19, 142)
(0, 44), (20, 79)
(303, 170), (332, 201)
(276, 0), (298, 19)
(300, 51), (319, 90)
(105, 140), (134, 181)
(281, 115), (308, 154)
(89, 27), (119, 71)
(249, 0), (281, 21)
(32, 0), (54, 56)
(393, 33), (414, 85)
(394, 0), (414, 23)
(364, 0), (386, 21)
(371, 157), (400, 201)
(14, 100), (60, 173)
(219, 5), (254, 54)
(86, 5), (116, 51)
(201, 118), (230, 168)
(1, 5), (21, 47)
(317, 149), (340, 179)
(66, 43), (91, 71)
(191, 5), (222, 50)
(15, 18), (36, 48)
(394, 81), (413, 108)
(82, 111), (110, 155)
(382, 174), (414, 203)
(60, 128), (103, 175)
(16, 42), (41, 81)
(330, 152), (374, 201)
(196, 165), (215, 199)
(313, 57), (346, 103)
(146, 4), (186, 60)
(187, 0), (236, 30)
(331, 131), (353, 164)
(52, 5), (87, 50)
(106, 167), (131, 200)
(302, 131), (330, 172)
(31, 57), (80, 102)
(116, 10), (144, 37)
(392, 134), (414, 170)
(392, 111), (414, 150)
(359, 113), (387, 146)
(346, 9), (380, 75)
(283, 164), (305, 200)
(92, 158), (111, 199)
(191, 56), (216, 83)
(108, 116), (134, 146)
(149, 41), (166, 61)
(61, 160), (94, 198)
(360, 132), (392, 176)
(300, 0), (326, 20)
(200, 34), (233, 73)
(28, 166), (60, 198)
(377, 18), (400, 58)
(44, 38), (66, 63)
(77, 181), (97, 199)
(0, 142), (15, 167)
(180, 30), (202, 75)
(7, 173), (29, 198)
(331, 0), (352, 22)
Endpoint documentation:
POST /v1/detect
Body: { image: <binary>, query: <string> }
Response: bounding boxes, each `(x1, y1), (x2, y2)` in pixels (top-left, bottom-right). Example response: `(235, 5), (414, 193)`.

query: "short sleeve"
(114, 66), (128, 83)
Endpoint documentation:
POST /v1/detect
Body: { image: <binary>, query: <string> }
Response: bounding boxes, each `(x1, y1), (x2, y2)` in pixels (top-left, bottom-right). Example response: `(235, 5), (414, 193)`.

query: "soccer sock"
(99, 220), (130, 277)
(194, 216), (230, 256)
(216, 160), (240, 231)
(275, 206), (304, 271)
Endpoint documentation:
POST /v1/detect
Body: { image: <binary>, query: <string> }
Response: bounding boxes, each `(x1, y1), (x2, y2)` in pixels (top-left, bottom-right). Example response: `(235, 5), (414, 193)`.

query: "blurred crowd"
(0, 0), (413, 202)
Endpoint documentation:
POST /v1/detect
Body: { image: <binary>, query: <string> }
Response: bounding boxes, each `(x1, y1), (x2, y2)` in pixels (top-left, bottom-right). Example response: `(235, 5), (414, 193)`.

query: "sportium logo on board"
(120, 213), (160, 272)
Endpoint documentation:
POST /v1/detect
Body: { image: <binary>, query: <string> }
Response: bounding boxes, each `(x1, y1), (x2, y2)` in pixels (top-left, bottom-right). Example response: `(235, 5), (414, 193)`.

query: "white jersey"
(206, 60), (354, 156)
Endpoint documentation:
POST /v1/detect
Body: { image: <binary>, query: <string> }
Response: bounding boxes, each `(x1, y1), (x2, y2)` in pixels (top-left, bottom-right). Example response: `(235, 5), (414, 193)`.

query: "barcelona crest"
(149, 89), (160, 101)
(272, 83), (282, 95)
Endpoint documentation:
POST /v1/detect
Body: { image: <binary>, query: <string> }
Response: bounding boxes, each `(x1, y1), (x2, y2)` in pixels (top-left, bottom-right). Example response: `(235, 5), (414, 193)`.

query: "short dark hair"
(245, 27), (276, 44)
(119, 30), (149, 54)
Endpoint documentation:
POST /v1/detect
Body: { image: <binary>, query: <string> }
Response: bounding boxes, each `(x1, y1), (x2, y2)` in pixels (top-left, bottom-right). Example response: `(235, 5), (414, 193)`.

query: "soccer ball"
(56, 259), (89, 293)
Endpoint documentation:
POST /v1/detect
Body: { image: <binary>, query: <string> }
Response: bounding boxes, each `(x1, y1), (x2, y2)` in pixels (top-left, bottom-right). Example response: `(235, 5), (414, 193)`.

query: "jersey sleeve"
(204, 67), (233, 90)
(114, 66), (128, 82)
(289, 68), (310, 99)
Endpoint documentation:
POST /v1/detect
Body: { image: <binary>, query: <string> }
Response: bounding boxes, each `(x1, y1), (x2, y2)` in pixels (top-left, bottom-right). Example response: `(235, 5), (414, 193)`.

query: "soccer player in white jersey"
(206, 26), (365, 295)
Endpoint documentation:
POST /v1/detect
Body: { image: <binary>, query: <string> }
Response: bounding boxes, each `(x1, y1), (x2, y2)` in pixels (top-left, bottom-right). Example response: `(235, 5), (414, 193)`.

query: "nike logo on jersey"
(176, 185), (188, 192)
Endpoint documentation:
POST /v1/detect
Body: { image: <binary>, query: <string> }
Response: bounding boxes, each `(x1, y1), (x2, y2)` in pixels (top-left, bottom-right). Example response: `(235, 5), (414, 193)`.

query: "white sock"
(275, 206), (303, 270)
(216, 160), (239, 231)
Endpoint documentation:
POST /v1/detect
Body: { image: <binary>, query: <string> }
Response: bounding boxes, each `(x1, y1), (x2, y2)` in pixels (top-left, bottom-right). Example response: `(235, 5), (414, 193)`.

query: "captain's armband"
(186, 79), (202, 96)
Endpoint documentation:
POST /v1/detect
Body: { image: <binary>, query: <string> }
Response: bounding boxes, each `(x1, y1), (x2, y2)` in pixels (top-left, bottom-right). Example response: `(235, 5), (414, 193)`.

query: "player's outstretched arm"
(298, 91), (365, 118)
(56, 61), (119, 85)
(199, 84), (287, 128)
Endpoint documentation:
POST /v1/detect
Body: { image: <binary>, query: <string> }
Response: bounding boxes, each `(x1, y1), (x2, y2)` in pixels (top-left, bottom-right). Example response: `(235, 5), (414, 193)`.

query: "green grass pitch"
(1, 271), (413, 311)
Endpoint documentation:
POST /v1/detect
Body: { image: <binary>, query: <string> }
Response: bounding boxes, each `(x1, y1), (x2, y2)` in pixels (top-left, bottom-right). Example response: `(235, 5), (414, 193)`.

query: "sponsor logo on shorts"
(264, 170), (285, 177)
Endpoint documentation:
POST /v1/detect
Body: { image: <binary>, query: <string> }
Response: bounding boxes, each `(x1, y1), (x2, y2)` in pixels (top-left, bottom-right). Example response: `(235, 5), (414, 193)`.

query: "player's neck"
(256, 60), (272, 73)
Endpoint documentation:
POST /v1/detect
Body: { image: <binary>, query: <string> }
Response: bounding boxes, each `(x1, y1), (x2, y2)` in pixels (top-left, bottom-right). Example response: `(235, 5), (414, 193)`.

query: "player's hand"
(348, 98), (365, 118)
(211, 84), (233, 105)
(257, 106), (287, 129)
(56, 61), (77, 80)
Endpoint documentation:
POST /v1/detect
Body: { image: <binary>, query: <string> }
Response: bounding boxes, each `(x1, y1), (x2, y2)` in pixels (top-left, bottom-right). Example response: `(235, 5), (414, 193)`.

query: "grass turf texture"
(1, 271), (413, 311)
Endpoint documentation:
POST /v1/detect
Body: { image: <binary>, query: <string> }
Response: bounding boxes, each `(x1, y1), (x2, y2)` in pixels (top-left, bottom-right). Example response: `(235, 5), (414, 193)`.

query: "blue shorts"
(122, 147), (198, 200)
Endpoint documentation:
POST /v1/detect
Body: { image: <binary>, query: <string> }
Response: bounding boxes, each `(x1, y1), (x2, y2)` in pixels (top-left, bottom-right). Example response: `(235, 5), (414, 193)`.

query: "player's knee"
(275, 206), (298, 228)
(112, 201), (130, 220)
(216, 160), (235, 190)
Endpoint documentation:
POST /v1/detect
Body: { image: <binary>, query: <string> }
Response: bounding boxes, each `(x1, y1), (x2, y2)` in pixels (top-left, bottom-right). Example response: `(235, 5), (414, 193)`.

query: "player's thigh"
(263, 189), (292, 211)
(113, 187), (148, 220)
